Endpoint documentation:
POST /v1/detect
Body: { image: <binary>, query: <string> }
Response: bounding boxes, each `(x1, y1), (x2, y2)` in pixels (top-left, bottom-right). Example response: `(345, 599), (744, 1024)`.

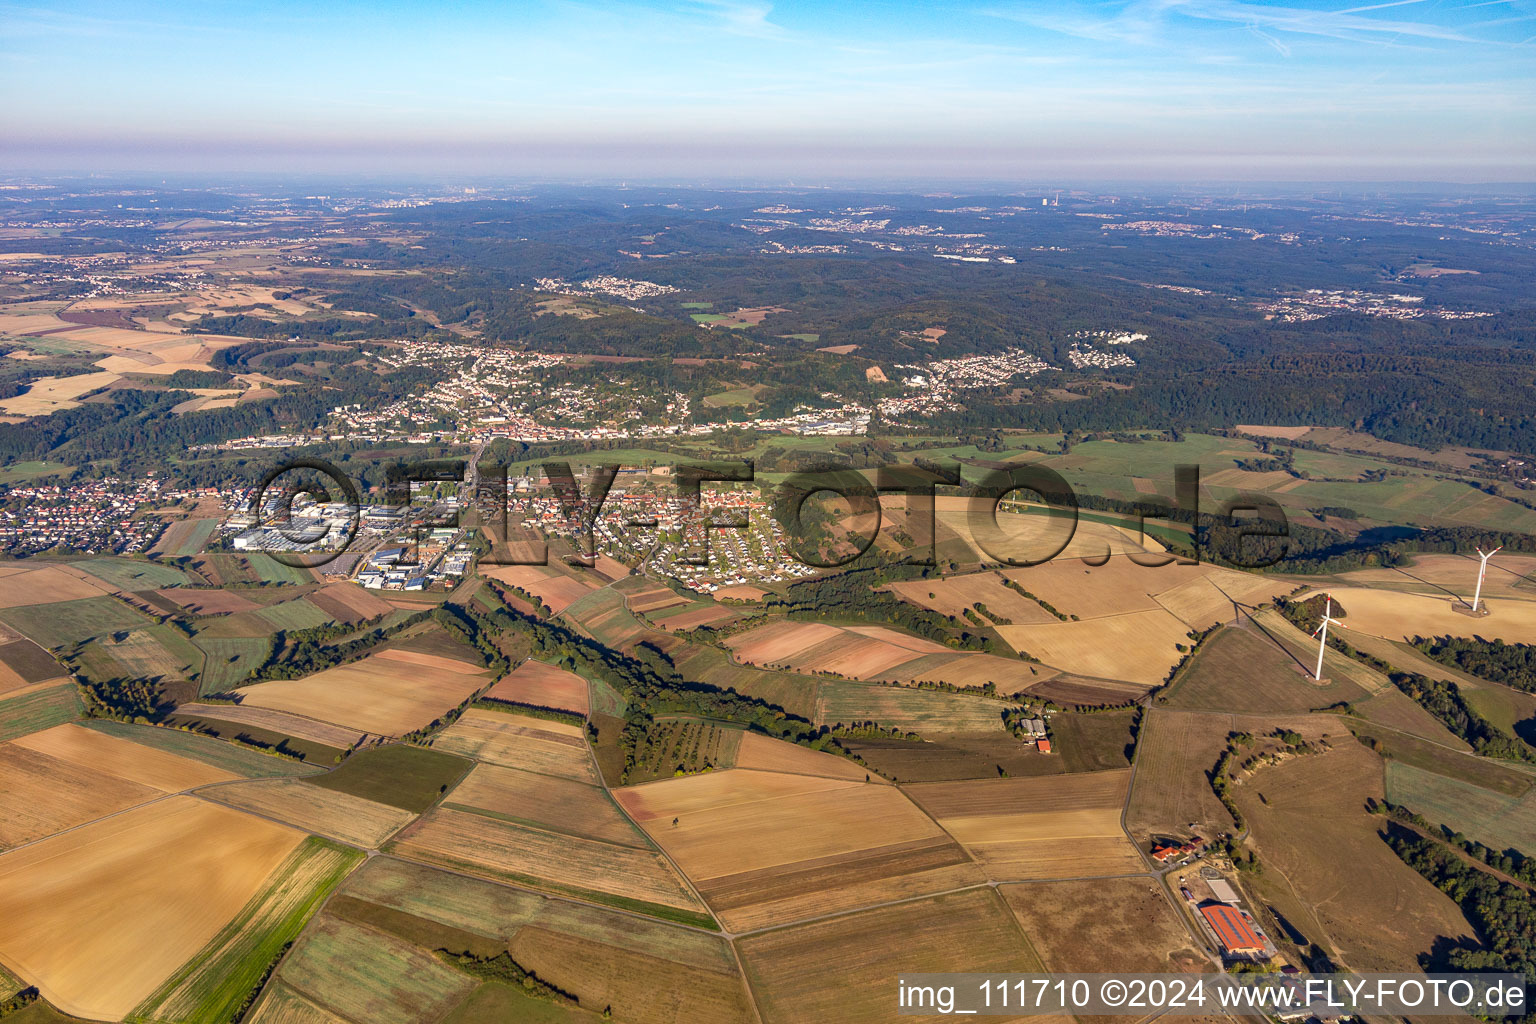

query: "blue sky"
(2, 0), (1532, 179)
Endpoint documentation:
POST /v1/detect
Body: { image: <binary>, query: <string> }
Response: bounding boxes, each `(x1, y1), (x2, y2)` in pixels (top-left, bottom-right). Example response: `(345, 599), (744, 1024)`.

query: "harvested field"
(0, 595), (153, 648)
(816, 679), (1013, 733)
(391, 807), (709, 924)
(307, 745), (471, 812)
(0, 796), (303, 1021)
(714, 584), (766, 601)
(1350, 687), (1471, 748)
(246, 983), (350, 1024)
(132, 838), (363, 1024)
(617, 770), (981, 930)
(431, 709), (598, 783)
(737, 888), (1042, 1024)
(725, 620), (950, 679)
(734, 730), (880, 782)
(905, 770), (1142, 880)
(1165, 622), (1373, 714)
(158, 587), (260, 616)
(1334, 552), (1536, 604)
(307, 582), (394, 624)
(204, 779), (417, 848)
(1385, 761), (1536, 855)
(483, 565), (598, 613)
(624, 583), (691, 615)
(670, 644), (821, 720)
(13, 721), (238, 791)
(77, 720), (319, 779)
(0, 371), (121, 415)
(0, 742), (161, 848)
(0, 683), (81, 742)
(445, 763), (649, 846)
(97, 625), (200, 682)
(1125, 709), (1239, 839)
(1234, 741), (1478, 972)
(234, 648), (488, 736)
(333, 856), (753, 1024)
(886, 572), (1059, 624)
(0, 566), (107, 608)
(1001, 876), (1206, 973)
(483, 659), (589, 715)
(996, 608), (1191, 685)
(1298, 586), (1536, 645)
(176, 703), (365, 749)
(275, 913), (475, 1024)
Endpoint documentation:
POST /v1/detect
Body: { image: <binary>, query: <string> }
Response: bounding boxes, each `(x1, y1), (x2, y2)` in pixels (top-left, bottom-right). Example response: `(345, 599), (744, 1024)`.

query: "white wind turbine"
(1470, 547), (1501, 613)
(1312, 594), (1346, 681)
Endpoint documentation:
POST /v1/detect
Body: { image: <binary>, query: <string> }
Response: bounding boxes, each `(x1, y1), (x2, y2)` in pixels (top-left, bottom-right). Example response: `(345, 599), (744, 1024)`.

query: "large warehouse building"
(1200, 904), (1267, 959)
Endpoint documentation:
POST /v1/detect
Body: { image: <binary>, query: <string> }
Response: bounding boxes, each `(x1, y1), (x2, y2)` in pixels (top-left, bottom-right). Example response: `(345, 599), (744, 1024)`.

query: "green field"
(130, 839), (364, 1024)
(308, 745), (472, 812)
(275, 912), (476, 1024)
(671, 643), (820, 720)
(442, 983), (595, 1024)
(689, 312), (729, 324)
(79, 719), (318, 778)
(815, 679), (1011, 733)
(0, 460), (73, 483)
(72, 556), (191, 590)
(0, 682), (81, 741)
(193, 635), (272, 693)
(157, 519), (219, 557)
(256, 597), (336, 632)
(243, 553), (316, 585)
(0, 595), (154, 648)
(700, 386), (759, 408)
(1385, 761), (1536, 856)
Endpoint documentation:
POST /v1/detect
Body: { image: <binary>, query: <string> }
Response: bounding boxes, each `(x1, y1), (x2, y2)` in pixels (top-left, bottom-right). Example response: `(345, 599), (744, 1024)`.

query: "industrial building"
(1200, 904), (1268, 959)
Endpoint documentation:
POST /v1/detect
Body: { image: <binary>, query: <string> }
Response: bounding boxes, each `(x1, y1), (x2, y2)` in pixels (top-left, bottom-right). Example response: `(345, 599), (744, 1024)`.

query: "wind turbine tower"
(1471, 546), (1502, 612)
(1312, 594), (1345, 681)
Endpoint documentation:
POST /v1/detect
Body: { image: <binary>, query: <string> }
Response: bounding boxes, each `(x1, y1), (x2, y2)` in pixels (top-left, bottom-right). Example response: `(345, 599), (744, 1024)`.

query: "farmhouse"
(1150, 835), (1206, 865)
(1200, 904), (1268, 960)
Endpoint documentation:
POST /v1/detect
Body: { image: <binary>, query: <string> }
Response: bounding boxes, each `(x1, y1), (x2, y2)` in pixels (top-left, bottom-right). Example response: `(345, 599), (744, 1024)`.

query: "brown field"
(1001, 876), (1206, 974)
(390, 806), (707, 917)
(202, 779), (417, 848)
(904, 770), (1143, 879)
(0, 638), (66, 695)
(0, 743), (160, 848)
(234, 648), (488, 736)
(247, 982), (351, 1024)
(176, 703), (366, 749)
(1237, 424), (1315, 440)
(737, 888), (1046, 1024)
(997, 609), (1192, 685)
(307, 582), (395, 623)
(725, 620), (949, 679)
(624, 583), (691, 614)
(430, 708), (598, 783)
(1334, 552), (1536, 604)
(1233, 741), (1478, 972)
(0, 566), (107, 608)
(0, 796), (303, 1020)
(1000, 556), (1286, 627)
(843, 733), (1066, 782)
(444, 763), (649, 846)
(1029, 675), (1147, 705)
(734, 731), (883, 782)
(155, 587), (260, 616)
(932, 496), (1171, 565)
(483, 659), (589, 714)
(1165, 619), (1375, 714)
(616, 770), (982, 930)
(652, 605), (738, 630)
(482, 565), (599, 613)
(12, 722), (238, 791)
(714, 584), (767, 601)
(885, 572), (1059, 624)
(1297, 586), (1536, 645)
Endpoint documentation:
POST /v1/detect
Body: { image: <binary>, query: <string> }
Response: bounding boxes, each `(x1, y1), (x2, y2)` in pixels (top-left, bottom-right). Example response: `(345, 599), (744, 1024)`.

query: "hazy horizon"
(3, 0), (1534, 180)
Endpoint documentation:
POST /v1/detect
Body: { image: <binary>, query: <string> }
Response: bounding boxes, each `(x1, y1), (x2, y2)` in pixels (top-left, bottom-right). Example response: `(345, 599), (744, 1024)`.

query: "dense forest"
(1413, 635), (1536, 694)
